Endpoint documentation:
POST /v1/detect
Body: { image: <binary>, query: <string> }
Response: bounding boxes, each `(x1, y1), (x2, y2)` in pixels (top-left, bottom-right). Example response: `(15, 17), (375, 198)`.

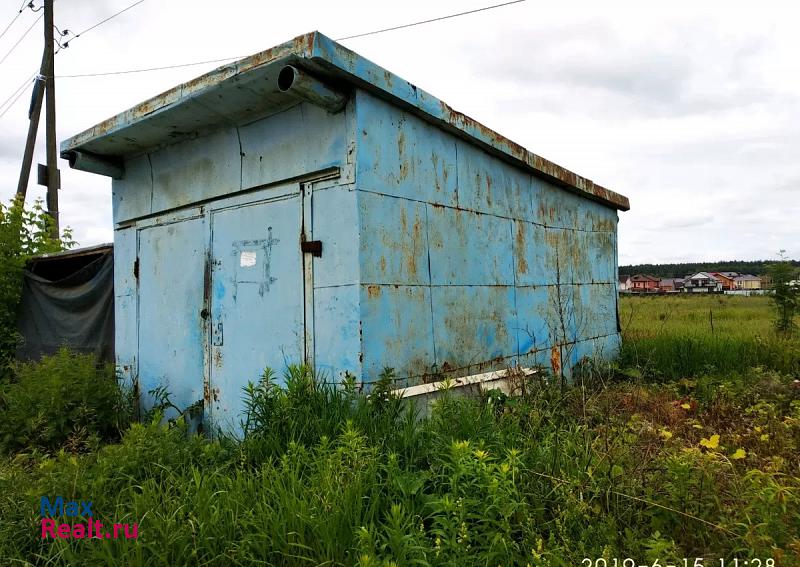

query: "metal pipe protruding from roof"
(278, 65), (347, 113)
(64, 151), (124, 179)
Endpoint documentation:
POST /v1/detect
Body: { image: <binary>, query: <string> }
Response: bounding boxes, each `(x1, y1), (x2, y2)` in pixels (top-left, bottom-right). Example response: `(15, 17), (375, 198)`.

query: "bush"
(0, 348), (131, 453)
(0, 198), (72, 378)
(768, 251), (800, 335)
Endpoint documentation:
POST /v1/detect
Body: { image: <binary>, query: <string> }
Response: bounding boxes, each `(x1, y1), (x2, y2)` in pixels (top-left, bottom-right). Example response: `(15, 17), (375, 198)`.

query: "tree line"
(619, 259), (800, 278)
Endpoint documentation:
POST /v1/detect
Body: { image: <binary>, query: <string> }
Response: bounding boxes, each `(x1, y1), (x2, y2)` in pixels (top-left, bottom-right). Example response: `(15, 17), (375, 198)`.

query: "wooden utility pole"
(43, 0), (59, 239)
(14, 69), (45, 200)
(14, 0), (60, 241)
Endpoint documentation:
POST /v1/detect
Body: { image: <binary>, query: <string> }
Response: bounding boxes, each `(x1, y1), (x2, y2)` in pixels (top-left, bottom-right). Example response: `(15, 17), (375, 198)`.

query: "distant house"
(658, 278), (684, 292)
(733, 274), (761, 290)
(710, 271), (761, 291)
(682, 272), (722, 293)
(619, 275), (632, 292)
(630, 274), (660, 293)
(710, 272), (738, 291)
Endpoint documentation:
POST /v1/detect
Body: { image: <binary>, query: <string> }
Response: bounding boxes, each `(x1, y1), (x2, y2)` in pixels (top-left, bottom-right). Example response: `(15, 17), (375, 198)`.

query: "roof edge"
(61, 31), (630, 211)
(308, 33), (629, 211)
(59, 33), (317, 158)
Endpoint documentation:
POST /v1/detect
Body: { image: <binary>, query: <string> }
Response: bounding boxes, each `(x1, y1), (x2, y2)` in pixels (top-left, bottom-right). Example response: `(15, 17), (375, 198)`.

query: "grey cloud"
(467, 20), (772, 119)
(652, 215), (715, 230)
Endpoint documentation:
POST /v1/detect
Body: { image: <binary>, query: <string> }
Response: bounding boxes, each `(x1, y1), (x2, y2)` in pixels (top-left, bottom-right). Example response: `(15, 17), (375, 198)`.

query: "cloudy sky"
(0, 0), (797, 265)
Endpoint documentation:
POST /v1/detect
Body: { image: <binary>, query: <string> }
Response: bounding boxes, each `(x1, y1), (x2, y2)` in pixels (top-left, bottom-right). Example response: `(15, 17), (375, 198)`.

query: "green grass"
(0, 360), (798, 565)
(619, 294), (800, 378)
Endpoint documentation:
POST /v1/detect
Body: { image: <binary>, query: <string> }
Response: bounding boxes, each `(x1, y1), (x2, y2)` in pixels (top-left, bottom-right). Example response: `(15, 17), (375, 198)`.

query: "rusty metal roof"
(60, 31), (630, 211)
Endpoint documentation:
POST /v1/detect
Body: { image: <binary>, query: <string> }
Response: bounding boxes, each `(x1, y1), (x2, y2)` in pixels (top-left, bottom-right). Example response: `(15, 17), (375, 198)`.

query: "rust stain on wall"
(515, 222), (528, 275)
(550, 345), (562, 376)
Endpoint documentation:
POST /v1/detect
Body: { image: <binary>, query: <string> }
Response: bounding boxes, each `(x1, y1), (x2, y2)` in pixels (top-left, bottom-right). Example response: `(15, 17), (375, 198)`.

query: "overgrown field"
(620, 294), (800, 377)
(0, 295), (798, 565)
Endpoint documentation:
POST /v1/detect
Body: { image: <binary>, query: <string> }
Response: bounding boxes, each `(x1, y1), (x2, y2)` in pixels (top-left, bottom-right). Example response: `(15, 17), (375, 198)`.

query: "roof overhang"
(61, 31), (630, 211)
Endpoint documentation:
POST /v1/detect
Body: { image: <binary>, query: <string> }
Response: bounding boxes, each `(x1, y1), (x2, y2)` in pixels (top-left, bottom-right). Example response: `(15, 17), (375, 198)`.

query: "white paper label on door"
(239, 250), (257, 267)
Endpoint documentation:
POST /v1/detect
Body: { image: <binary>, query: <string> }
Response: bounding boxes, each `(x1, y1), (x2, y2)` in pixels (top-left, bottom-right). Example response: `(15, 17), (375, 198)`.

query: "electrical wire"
(0, 0), (145, 117)
(0, 75), (32, 119)
(336, 0), (526, 41)
(54, 0), (526, 79)
(62, 0), (144, 47)
(0, 12), (41, 67)
(0, 1), (32, 43)
(0, 70), (36, 112)
(57, 55), (245, 78)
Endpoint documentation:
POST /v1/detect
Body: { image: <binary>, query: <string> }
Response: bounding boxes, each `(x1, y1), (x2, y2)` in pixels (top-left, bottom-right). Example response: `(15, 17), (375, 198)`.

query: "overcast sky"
(0, 0), (797, 265)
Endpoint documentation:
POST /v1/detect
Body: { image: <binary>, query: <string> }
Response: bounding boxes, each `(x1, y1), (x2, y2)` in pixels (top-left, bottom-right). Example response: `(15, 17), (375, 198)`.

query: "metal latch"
(301, 240), (323, 257)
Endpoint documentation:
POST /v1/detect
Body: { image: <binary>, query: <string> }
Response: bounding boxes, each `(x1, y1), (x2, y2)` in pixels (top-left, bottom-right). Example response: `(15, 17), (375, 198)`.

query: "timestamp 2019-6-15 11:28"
(582, 558), (776, 567)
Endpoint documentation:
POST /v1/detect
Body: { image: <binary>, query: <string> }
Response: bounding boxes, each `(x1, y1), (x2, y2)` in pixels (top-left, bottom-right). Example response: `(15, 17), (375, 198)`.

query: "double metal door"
(136, 182), (316, 432)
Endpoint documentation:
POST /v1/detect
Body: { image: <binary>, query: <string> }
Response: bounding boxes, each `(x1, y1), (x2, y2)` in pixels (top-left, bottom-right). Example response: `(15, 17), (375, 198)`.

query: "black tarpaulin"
(16, 246), (114, 362)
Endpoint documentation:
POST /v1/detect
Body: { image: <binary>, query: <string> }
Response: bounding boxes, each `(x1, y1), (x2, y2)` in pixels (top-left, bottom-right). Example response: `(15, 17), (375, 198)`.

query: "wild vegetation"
(619, 294), (800, 378)
(0, 292), (798, 565)
(0, 198), (71, 379)
(769, 252), (799, 335)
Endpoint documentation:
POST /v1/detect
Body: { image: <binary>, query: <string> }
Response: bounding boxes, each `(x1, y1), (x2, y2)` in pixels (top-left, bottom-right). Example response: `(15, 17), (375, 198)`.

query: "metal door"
(208, 192), (305, 431)
(137, 215), (207, 418)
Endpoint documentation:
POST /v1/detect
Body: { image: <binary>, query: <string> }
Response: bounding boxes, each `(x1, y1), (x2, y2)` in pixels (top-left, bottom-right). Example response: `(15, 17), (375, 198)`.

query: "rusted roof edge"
(60, 31), (629, 211)
(59, 33), (317, 159)
(308, 33), (629, 211)
(28, 242), (113, 262)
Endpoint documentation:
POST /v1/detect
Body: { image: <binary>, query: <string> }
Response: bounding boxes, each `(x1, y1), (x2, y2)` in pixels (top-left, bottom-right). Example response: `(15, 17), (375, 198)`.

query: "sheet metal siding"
(355, 91), (619, 381)
(311, 184), (362, 381)
(113, 227), (137, 391)
(110, 102), (347, 224)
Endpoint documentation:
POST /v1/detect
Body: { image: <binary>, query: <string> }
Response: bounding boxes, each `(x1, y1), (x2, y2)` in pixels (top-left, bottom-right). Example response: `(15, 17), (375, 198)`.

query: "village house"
(618, 275), (632, 292)
(682, 272), (722, 293)
(709, 272), (737, 291)
(658, 277), (684, 293)
(710, 272), (762, 291)
(629, 274), (660, 293)
(733, 274), (762, 290)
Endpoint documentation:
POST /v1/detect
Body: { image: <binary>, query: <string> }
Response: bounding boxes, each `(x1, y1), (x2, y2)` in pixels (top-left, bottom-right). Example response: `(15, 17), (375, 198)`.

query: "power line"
(0, 74), (33, 119)
(62, 0), (144, 47)
(0, 70), (36, 112)
(54, 0), (525, 79)
(57, 55), (244, 78)
(0, 12), (41, 67)
(335, 0), (526, 41)
(0, 1), (31, 43)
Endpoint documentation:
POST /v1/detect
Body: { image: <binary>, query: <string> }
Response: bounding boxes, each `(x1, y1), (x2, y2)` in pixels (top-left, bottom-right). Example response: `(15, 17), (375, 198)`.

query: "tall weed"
(0, 348), (131, 453)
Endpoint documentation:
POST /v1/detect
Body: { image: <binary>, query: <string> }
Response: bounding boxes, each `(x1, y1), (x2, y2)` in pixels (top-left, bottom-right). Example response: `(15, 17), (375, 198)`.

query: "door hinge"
(133, 257), (139, 279)
(301, 240), (323, 257)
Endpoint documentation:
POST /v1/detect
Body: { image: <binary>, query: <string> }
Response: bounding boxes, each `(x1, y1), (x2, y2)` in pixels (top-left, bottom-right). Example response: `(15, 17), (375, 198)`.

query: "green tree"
(0, 198), (73, 378)
(767, 249), (799, 335)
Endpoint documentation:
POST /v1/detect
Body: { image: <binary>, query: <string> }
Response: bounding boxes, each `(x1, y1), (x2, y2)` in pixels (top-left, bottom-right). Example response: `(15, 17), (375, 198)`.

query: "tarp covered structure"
(17, 244), (114, 362)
